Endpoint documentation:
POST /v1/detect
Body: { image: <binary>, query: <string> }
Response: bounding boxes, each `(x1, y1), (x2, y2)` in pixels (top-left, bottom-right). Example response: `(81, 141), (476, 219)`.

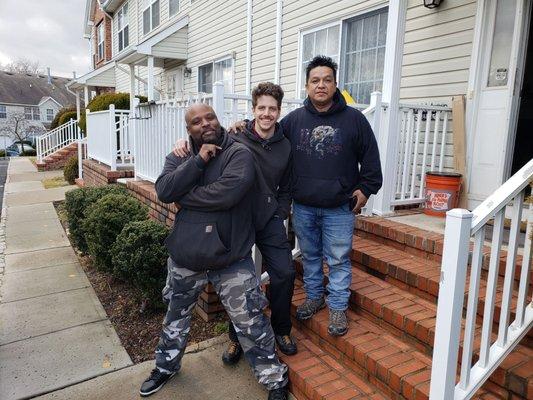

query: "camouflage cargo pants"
(155, 256), (288, 390)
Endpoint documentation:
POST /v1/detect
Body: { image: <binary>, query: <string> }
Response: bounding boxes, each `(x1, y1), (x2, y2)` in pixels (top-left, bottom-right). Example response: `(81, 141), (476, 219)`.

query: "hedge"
(58, 111), (78, 127)
(83, 193), (149, 272)
(50, 107), (76, 130)
(63, 156), (78, 185)
(79, 93), (148, 132)
(111, 220), (169, 303)
(64, 185), (129, 253)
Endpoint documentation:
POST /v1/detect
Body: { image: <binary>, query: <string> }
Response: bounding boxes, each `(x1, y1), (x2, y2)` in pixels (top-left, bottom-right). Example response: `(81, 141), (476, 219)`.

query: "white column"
(129, 64), (136, 111)
(274, 0), (283, 84)
(429, 208), (472, 400)
(76, 90), (81, 121)
(147, 56), (155, 102)
(371, 0), (407, 216)
(109, 104), (117, 171)
(212, 81), (225, 118)
(84, 86), (90, 105)
(245, 0), (253, 93)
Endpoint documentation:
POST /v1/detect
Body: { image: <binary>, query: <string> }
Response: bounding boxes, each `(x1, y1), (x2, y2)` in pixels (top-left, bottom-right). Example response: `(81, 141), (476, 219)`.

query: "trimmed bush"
(111, 220), (169, 303)
(22, 148), (36, 156)
(79, 93), (148, 132)
(65, 185), (129, 253)
(58, 111), (77, 127)
(50, 107), (76, 130)
(63, 156), (78, 184)
(83, 193), (148, 271)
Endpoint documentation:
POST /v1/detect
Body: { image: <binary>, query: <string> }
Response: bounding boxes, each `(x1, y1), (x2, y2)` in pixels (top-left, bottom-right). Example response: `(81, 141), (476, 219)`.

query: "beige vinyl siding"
(115, 65), (131, 92)
(112, 0), (138, 58)
(400, 0), (477, 103)
(152, 27), (187, 59)
(250, 0), (277, 85)
(184, 0), (247, 94)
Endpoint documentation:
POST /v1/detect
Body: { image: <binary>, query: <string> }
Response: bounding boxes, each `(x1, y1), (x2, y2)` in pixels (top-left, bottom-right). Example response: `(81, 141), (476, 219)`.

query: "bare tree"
(2, 58), (42, 75)
(0, 112), (44, 152)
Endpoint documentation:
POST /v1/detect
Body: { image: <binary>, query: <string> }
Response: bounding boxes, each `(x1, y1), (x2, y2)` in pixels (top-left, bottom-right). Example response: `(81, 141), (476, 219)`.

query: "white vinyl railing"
(86, 105), (132, 170)
(430, 159), (533, 400)
(77, 136), (87, 180)
(36, 119), (79, 162)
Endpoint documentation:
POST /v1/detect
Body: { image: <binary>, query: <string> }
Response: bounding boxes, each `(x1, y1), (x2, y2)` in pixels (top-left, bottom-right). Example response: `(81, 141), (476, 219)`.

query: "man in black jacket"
(139, 104), (288, 400)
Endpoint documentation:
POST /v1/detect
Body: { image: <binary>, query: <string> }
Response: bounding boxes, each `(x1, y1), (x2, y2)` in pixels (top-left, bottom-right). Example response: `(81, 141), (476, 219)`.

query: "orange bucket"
(424, 171), (462, 217)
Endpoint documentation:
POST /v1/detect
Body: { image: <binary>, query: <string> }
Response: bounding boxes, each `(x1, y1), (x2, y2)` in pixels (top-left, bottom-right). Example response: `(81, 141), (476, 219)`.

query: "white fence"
(429, 159), (533, 399)
(36, 119), (79, 162)
(86, 106), (133, 170)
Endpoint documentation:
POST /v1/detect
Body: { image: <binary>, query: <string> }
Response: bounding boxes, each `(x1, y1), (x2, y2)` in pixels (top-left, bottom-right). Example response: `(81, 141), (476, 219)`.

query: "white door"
(468, 0), (529, 206)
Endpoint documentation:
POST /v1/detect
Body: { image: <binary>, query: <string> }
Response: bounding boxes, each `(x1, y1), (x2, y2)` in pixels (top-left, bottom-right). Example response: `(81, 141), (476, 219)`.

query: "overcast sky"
(0, 0), (91, 78)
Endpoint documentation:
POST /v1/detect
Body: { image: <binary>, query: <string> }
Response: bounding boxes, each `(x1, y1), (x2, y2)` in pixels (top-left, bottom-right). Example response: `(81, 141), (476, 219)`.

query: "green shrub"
(65, 185), (129, 253)
(79, 93), (148, 132)
(63, 156), (78, 184)
(50, 107), (76, 130)
(0, 149), (5, 157)
(22, 149), (36, 156)
(58, 111), (78, 127)
(83, 193), (148, 271)
(111, 220), (169, 302)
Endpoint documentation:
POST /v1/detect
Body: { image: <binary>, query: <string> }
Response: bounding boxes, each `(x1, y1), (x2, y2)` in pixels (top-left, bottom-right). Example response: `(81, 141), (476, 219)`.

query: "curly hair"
(251, 82), (285, 108)
(305, 55), (338, 83)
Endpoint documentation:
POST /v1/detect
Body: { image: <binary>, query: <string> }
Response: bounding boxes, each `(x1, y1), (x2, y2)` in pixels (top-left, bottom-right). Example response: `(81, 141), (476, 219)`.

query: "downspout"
(245, 0), (252, 93)
(274, 0), (283, 84)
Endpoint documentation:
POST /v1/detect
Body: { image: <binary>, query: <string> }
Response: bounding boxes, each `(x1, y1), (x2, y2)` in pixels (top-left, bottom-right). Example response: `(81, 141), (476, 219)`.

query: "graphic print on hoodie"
(296, 125), (342, 159)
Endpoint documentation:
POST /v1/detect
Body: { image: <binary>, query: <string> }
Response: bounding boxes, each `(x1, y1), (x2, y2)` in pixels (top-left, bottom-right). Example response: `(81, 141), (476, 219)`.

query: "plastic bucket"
(424, 171), (462, 217)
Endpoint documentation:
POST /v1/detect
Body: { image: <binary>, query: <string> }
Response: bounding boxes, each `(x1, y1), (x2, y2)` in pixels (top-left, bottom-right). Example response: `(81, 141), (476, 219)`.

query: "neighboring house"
(69, 0), (533, 210)
(0, 70), (76, 149)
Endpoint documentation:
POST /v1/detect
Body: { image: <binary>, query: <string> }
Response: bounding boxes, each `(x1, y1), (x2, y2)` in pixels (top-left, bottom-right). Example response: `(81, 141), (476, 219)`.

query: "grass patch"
(42, 176), (70, 189)
(28, 156), (37, 166)
(214, 321), (228, 335)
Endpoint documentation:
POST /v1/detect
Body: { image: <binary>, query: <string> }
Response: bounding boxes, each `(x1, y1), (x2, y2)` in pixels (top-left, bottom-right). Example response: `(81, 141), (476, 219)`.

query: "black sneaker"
(295, 297), (325, 321)
(328, 309), (348, 336)
(139, 368), (176, 397)
(268, 386), (289, 400)
(221, 339), (243, 365)
(275, 334), (297, 355)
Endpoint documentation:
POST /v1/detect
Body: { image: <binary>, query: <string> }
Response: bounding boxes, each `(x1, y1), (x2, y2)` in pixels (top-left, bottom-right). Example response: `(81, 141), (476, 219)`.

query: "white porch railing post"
(132, 97), (140, 179)
(362, 91), (382, 216)
(77, 124), (83, 180)
(109, 104), (117, 171)
(429, 208), (473, 400)
(212, 81), (225, 118)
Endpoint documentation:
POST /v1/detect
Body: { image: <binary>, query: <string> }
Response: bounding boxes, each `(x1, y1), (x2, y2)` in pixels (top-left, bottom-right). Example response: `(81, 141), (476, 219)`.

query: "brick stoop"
(37, 142), (79, 171)
(82, 159), (134, 187)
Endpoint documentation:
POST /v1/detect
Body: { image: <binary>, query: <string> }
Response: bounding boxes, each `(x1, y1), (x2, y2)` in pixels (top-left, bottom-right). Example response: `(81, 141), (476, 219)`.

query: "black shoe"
(295, 297), (325, 321)
(139, 368), (176, 397)
(222, 340), (243, 365)
(275, 334), (297, 355)
(328, 309), (348, 336)
(268, 386), (288, 400)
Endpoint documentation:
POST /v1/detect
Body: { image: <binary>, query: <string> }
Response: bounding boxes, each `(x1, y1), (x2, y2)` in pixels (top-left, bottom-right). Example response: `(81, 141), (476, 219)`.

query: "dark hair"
(305, 55), (338, 83)
(251, 82), (284, 108)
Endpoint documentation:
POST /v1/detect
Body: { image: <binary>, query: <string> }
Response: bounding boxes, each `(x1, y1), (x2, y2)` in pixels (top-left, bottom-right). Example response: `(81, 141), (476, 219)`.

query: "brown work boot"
(221, 339), (243, 365)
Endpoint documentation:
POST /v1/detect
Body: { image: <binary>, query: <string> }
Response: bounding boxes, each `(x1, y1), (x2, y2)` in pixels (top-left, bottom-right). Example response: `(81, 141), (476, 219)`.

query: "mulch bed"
(53, 201), (228, 364)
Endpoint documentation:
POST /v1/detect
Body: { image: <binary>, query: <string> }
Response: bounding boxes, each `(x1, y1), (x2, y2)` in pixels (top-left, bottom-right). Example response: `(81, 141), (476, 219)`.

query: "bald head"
(185, 103), (222, 145)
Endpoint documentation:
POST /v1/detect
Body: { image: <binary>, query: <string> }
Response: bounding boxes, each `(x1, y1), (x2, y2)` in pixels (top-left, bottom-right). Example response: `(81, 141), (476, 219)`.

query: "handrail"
(36, 119), (79, 162)
(471, 159), (533, 234)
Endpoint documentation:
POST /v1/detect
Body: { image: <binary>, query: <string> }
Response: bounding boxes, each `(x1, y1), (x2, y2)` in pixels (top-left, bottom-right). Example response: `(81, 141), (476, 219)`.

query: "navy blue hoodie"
(280, 89), (382, 208)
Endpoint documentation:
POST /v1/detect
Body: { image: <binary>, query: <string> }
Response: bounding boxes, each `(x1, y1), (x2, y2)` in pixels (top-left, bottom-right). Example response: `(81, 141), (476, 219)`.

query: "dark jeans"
(229, 215), (295, 340)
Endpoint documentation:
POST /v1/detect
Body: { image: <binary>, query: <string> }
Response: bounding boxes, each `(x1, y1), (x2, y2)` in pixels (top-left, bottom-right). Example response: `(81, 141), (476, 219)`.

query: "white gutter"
(274, 0), (283, 84)
(245, 0), (252, 93)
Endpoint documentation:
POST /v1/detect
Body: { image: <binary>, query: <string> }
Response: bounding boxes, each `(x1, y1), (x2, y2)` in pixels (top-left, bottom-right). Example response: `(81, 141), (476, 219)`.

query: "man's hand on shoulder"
(350, 189), (368, 214)
(198, 144), (222, 162)
(173, 139), (190, 158)
(227, 120), (246, 134)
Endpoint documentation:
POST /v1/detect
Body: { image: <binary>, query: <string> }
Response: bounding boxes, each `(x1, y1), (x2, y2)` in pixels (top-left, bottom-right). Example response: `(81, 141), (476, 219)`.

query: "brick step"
(356, 217), (528, 284)
(280, 327), (390, 399)
(351, 237), (530, 332)
(294, 262), (531, 398)
(290, 282), (510, 400)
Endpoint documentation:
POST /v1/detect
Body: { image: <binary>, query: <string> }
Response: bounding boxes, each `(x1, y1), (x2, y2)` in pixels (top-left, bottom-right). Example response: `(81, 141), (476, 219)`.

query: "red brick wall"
(81, 159), (134, 187)
(92, 1), (113, 69)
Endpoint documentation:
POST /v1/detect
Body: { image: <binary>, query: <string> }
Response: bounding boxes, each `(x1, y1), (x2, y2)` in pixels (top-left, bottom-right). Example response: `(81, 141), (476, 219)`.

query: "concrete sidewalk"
(0, 158), (132, 400)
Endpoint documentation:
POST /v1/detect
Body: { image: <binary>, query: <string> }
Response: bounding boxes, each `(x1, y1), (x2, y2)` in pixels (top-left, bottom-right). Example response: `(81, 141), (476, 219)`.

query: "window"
(298, 8), (388, 104)
(33, 107), (40, 120)
(169, 0), (179, 17)
(0, 105), (6, 119)
(117, 3), (129, 52)
(299, 24), (340, 99)
(198, 58), (233, 94)
(97, 23), (105, 60)
(24, 107), (40, 120)
(341, 9), (388, 105)
(46, 109), (54, 121)
(24, 107), (32, 120)
(143, 0), (160, 35)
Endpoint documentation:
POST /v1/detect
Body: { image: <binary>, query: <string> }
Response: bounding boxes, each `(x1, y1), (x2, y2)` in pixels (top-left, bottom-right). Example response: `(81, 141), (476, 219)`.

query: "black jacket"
(233, 120), (292, 230)
(155, 130), (255, 271)
(280, 89), (382, 208)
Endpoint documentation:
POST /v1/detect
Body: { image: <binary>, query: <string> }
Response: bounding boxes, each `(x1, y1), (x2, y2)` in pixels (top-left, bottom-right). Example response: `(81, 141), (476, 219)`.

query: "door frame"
(465, 0), (532, 206)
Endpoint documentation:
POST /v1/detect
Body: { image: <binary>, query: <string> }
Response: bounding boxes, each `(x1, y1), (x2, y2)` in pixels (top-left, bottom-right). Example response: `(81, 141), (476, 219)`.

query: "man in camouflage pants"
(139, 104), (288, 400)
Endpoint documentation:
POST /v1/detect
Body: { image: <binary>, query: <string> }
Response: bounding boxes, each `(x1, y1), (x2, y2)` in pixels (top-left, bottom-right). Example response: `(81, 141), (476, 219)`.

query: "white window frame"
(169, 0), (180, 17)
(46, 108), (54, 121)
(97, 22), (105, 60)
(24, 106), (40, 120)
(117, 2), (129, 52)
(0, 105), (6, 119)
(197, 56), (234, 94)
(296, 5), (388, 101)
(142, 0), (160, 36)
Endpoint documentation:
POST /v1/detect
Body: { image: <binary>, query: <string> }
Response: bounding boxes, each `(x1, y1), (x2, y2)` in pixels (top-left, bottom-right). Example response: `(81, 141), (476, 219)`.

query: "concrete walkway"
(0, 158), (132, 400)
(0, 158), (276, 400)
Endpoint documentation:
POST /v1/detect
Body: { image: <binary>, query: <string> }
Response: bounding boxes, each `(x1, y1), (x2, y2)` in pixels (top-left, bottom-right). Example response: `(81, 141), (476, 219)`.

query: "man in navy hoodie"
(281, 56), (382, 336)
